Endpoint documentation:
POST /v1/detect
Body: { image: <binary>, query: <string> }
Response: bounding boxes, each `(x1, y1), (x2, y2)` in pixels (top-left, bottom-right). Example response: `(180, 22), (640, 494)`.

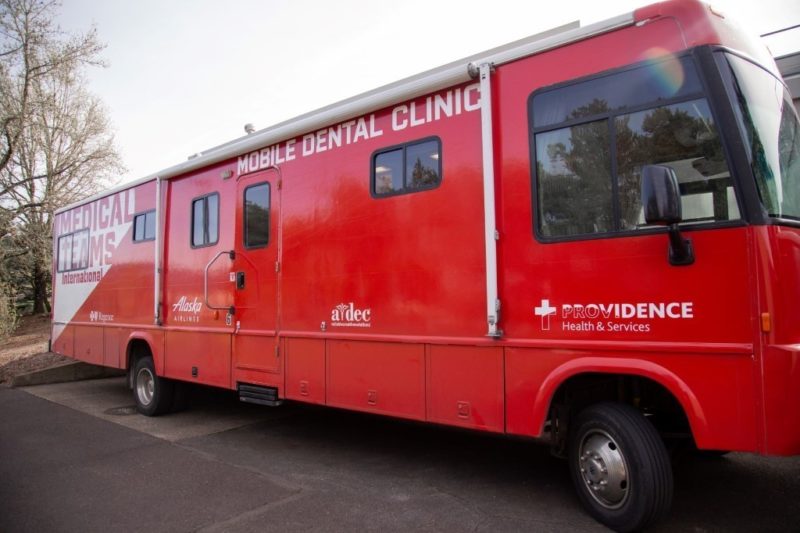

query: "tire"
(133, 356), (174, 416)
(568, 403), (673, 532)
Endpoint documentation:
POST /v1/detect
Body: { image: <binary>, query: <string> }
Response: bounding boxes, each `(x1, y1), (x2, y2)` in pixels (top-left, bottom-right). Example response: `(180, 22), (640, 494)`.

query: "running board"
(238, 384), (283, 407)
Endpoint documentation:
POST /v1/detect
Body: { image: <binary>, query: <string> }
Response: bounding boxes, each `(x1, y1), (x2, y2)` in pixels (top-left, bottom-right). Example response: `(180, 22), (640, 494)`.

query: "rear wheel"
(133, 356), (174, 416)
(568, 402), (673, 532)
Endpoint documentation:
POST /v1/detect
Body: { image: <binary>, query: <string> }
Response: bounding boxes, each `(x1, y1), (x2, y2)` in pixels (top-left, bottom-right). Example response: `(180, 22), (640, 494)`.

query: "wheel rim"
(136, 367), (155, 407)
(577, 429), (630, 509)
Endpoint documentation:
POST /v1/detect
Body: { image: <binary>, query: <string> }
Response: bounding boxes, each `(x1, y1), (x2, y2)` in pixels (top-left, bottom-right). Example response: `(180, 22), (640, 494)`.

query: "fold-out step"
(238, 384), (283, 407)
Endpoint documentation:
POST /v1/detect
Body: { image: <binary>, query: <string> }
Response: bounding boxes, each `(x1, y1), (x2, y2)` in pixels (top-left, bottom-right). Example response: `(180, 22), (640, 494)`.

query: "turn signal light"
(761, 312), (771, 333)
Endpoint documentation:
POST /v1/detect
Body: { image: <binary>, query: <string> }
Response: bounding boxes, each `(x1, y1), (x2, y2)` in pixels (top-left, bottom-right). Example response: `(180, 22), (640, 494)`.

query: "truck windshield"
(721, 53), (800, 222)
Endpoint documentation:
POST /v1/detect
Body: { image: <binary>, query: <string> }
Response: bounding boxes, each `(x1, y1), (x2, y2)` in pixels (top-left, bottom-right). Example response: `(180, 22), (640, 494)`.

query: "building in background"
(765, 24), (800, 114)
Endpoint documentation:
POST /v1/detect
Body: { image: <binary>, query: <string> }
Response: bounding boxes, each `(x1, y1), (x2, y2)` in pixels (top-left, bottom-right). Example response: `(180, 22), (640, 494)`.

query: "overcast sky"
(56, 0), (800, 185)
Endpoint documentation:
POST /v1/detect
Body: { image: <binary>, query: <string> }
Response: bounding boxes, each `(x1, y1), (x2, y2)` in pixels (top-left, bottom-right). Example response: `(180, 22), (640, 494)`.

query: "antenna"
(761, 24), (800, 38)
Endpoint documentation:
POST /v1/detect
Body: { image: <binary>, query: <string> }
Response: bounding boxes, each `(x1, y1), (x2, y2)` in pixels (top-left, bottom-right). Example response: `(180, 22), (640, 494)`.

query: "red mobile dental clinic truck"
(50, 1), (800, 530)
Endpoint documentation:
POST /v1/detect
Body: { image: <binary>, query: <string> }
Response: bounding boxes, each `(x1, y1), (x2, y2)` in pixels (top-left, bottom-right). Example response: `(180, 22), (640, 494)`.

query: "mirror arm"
(667, 224), (694, 266)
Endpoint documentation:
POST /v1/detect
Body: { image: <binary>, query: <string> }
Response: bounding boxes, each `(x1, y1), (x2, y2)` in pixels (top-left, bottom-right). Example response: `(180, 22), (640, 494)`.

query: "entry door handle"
(236, 271), (245, 290)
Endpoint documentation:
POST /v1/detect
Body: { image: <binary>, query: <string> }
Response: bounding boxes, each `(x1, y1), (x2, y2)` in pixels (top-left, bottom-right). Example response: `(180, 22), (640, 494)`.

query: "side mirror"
(642, 164), (682, 225)
(641, 165), (694, 266)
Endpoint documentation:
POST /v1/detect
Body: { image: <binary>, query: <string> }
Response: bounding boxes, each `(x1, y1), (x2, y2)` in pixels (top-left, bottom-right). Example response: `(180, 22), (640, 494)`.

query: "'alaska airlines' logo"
(172, 296), (202, 314)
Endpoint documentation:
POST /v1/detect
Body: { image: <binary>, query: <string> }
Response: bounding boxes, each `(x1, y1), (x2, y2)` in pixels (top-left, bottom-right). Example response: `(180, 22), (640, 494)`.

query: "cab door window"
(530, 53), (738, 241)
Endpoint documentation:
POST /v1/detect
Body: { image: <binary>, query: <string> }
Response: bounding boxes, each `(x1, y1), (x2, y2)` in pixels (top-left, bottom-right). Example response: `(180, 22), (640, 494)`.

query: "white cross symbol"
(534, 299), (557, 330)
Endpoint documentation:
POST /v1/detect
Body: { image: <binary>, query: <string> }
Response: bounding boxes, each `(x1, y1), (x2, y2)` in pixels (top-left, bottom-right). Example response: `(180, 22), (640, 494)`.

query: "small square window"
(191, 193), (219, 247)
(57, 234), (72, 272)
(71, 230), (89, 270)
(372, 138), (441, 197)
(133, 210), (156, 242)
(56, 229), (89, 272)
(374, 149), (403, 195)
(244, 182), (270, 248)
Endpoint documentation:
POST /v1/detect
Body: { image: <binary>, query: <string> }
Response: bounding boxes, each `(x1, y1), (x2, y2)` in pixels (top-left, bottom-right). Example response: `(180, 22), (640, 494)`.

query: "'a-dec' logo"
(331, 302), (372, 328)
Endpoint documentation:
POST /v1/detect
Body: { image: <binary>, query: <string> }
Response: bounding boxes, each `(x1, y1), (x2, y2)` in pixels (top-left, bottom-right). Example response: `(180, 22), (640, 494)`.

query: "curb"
(11, 361), (125, 388)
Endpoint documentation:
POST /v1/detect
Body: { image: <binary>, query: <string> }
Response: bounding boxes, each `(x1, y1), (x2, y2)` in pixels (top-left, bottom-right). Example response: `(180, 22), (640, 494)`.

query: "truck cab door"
(231, 170), (281, 379)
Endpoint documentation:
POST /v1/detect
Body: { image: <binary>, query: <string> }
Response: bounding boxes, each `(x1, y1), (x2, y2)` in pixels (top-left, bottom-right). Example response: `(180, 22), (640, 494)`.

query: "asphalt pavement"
(1, 378), (799, 532)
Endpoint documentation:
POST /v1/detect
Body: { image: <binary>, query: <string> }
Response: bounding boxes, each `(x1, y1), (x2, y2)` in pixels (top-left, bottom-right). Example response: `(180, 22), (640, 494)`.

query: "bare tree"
(0, 0), (122, 316)
(1, 0), (104, 178)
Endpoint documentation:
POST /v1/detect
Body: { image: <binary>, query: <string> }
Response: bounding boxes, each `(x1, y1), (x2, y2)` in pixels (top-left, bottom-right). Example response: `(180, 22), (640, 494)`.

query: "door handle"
(236, 271), (245, 290)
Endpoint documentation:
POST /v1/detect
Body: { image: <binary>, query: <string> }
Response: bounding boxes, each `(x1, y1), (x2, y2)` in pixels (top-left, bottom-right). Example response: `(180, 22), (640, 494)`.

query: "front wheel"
(568, 403), (673, 532)
(133, 356), (174, 416)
